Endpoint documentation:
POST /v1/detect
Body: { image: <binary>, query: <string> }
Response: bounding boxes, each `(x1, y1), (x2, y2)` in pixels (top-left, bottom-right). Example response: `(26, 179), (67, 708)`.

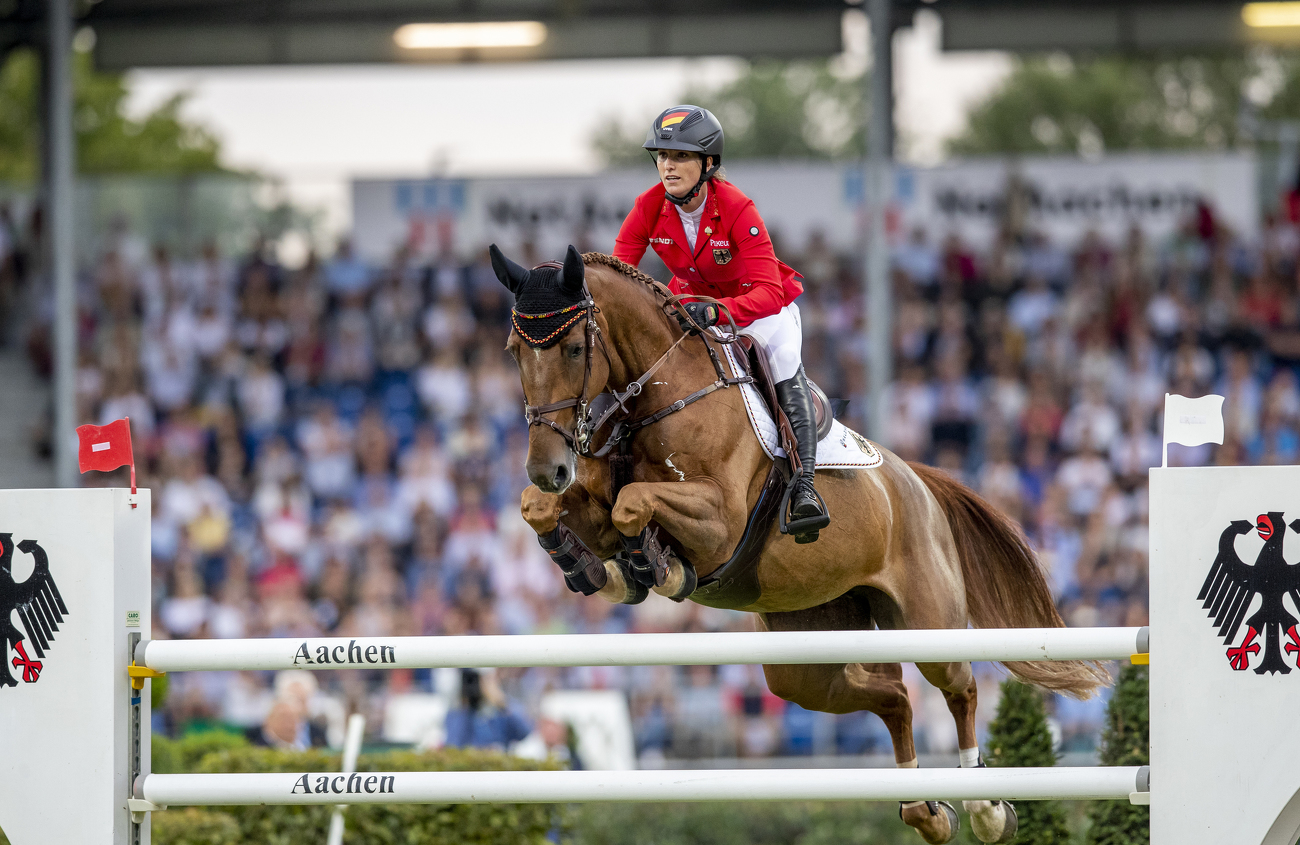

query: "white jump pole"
(138, 766), (1149, 807)
(325, 713), (366, 845)
(139, 627), (1147, 673)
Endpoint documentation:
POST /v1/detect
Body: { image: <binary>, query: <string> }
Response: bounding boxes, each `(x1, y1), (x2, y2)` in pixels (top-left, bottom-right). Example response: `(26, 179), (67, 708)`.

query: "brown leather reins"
(520, 261), (752, 459)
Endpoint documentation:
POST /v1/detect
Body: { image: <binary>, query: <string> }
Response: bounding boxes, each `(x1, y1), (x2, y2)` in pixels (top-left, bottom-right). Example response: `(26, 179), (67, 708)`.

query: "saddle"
(729, 335), (835, 447)
(688, 336), (839, 610)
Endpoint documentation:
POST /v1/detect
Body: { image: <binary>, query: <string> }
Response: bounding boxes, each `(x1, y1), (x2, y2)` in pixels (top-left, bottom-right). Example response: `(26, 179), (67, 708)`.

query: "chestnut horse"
(498, 247), (1106, 844)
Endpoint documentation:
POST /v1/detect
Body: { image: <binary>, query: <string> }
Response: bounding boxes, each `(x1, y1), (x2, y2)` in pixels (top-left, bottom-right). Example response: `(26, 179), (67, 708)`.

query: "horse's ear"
(560, 245), (585, 296)
(489, 243), (529, 294)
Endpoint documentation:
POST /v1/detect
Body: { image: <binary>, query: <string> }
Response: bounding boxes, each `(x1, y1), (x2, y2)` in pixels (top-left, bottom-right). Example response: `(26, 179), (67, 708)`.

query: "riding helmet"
(643, 105), (724, 163)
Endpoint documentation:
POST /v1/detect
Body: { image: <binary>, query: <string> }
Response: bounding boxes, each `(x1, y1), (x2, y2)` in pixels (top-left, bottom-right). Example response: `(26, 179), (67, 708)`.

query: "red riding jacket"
(613, 179), (803, 327)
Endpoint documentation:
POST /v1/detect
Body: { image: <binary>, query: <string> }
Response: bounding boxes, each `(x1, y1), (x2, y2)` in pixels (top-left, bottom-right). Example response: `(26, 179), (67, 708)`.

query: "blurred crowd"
(4, 190), (1291, 761)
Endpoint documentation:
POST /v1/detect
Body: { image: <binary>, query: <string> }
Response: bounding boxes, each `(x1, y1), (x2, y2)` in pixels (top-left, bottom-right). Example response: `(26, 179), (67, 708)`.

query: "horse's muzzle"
(528, 455), (576, 494)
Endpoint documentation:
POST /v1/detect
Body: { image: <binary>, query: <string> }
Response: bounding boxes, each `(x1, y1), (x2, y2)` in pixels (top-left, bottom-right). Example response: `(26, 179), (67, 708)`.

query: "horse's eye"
(567, 343), (583, 360)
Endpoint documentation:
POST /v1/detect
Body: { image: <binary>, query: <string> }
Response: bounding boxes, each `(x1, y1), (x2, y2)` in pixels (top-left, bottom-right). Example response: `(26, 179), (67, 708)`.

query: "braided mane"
(581, 252), (662, 290)
(582, 250), (736, 337)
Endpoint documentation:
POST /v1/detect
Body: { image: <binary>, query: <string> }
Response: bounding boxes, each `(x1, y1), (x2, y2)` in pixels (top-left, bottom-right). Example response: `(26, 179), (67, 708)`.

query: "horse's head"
(494, 244), (611, 494)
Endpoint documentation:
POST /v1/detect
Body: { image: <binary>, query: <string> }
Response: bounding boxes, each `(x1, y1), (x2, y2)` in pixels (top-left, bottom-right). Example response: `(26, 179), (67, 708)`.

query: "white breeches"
(738, 303), (803, 383)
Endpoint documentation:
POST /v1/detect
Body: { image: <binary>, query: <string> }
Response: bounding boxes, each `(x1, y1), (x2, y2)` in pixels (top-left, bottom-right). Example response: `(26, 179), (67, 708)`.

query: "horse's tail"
(908, 461), (1110, 699)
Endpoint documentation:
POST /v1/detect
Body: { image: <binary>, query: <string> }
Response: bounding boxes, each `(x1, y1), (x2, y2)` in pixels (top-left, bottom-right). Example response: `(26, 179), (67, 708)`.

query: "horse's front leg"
(519, 484), (644, 604)
(610, 479), (742, 599)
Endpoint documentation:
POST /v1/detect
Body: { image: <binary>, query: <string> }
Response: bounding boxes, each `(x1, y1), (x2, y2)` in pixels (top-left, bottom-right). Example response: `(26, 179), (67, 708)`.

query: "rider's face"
(657, 150), (705, 198)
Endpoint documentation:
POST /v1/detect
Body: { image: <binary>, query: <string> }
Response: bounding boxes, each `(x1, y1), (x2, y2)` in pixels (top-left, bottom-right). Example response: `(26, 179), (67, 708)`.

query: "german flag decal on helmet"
(660, 110), (690, 130)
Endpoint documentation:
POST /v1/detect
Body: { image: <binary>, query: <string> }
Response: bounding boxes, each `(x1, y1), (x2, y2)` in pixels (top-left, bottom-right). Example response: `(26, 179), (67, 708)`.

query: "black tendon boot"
(775, 366), (830, 543)
(538, 524), (608, 595)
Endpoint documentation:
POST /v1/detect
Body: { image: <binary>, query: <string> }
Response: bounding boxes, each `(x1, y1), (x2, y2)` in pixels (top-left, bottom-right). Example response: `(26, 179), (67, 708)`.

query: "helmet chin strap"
(663, 163), (720, 207)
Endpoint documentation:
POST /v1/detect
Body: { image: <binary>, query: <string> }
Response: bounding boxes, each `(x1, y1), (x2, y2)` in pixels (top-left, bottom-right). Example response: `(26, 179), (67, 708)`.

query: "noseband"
(518, 261), (750, 459)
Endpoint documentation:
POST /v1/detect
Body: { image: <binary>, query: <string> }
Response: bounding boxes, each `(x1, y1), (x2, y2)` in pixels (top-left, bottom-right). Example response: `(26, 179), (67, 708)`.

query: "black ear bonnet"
(492, 244), (589, 349)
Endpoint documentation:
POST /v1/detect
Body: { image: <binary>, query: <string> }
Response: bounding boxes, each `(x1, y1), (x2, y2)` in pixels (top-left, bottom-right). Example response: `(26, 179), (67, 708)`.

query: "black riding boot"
(775, 366), (830, 543)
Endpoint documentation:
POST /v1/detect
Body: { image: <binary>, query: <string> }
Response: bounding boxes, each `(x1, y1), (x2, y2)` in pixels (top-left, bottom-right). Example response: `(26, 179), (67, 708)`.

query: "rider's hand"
(676, 301), (720, 334)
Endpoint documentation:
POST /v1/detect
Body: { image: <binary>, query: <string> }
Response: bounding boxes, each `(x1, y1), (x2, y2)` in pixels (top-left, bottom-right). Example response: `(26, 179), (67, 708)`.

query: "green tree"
(0, 47), (224, 182)
(950, 53), (1273, 157)
(982, 679), (1072, 844)
(592, 60), (865, 166)
(1085, 663), (1149, 845)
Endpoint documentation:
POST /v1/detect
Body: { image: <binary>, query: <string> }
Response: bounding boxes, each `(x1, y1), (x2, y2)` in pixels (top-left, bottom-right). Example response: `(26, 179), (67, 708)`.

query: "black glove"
(676, 300), (720, 334)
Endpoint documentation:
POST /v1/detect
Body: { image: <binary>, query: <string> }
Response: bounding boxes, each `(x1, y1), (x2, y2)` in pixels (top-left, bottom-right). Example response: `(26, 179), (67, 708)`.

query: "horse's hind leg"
(875, 596), (1017, 844)
(759, 601), (960, 845)
(939, 677), (1017, 843)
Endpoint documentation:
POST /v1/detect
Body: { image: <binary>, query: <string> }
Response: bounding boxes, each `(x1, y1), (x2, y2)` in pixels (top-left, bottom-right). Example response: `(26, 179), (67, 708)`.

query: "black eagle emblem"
(0, 535), (67, 688)
(1198, 512), (1300, 675)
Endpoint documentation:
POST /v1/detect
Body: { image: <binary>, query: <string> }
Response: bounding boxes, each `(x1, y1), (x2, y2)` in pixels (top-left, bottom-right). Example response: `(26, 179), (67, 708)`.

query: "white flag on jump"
(1162, 393), (1225, 467)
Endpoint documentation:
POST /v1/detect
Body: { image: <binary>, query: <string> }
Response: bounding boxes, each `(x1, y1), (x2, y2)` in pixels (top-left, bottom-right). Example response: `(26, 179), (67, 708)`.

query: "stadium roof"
(934, 0), (1275, 52)
(1, 0), (1285, 71)
(2, 0), (847, 68)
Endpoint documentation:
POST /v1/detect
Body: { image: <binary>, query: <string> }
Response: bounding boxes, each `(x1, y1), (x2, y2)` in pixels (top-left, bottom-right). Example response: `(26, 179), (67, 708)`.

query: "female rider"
(613, 105), (829, 541)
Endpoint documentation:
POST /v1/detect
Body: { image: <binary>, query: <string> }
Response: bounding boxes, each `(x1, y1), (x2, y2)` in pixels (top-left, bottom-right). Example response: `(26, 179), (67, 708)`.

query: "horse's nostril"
(553, 465), (569, 489)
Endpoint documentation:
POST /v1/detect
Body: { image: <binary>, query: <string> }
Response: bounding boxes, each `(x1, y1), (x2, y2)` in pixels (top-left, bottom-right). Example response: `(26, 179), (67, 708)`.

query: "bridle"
(517, 263), (607, 454)
(518, 261), (751, 459)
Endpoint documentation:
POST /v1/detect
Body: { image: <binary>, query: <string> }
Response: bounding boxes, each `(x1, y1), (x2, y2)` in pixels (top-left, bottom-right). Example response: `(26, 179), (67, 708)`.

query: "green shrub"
(569, 800), (929, 845)
(1085, 663), (1149, 845)
(152, 730), (250, 774)
(150, 808), (241, 845)
(979, 679), (1071, 844)
(152, 671), (169, 710)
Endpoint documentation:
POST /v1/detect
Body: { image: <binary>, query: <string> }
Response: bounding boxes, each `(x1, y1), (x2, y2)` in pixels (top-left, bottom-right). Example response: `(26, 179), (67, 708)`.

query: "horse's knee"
(610, 487), (654, 536)
(520, 485), (561, 533)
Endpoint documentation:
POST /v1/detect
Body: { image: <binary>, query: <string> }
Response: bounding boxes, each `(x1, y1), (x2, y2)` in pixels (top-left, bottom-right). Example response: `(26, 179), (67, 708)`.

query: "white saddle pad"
(721, 344), (884, 470)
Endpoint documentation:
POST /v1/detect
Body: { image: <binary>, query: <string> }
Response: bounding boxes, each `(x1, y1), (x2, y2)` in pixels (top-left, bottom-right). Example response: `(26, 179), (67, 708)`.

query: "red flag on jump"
(76, 418), (135, 493)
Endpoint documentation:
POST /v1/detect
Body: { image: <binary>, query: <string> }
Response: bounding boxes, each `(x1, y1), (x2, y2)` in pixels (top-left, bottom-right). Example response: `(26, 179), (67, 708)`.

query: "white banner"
(353, 152), (1258, 264)
(899, 152), (1258, 253)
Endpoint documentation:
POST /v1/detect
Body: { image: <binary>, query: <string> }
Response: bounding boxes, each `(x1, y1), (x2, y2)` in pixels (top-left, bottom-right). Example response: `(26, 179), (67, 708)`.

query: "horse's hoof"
(614, 573), (649, 605)
(599, 560), (649, 605)
(966, 799), (1017, 843)
(654, 558), (697, 602)
(899, 800), (959, 844)
(624, 579), (649, 604)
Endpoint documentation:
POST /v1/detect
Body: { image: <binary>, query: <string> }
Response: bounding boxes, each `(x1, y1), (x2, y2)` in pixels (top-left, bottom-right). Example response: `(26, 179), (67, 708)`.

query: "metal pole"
(864, 0), (893, 442)
(47, 0), (77, 488)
